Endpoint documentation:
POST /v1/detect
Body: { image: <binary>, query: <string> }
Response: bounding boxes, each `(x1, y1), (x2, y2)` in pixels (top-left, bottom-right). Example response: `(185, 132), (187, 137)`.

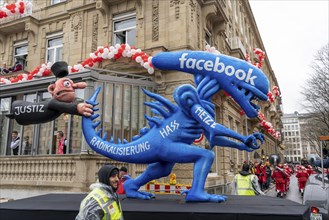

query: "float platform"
(0, 193), (310, 220)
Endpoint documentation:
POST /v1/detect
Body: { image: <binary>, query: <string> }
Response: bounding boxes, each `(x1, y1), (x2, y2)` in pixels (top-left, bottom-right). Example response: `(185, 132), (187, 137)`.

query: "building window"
(13, 41), (28, 70)
(46, 33), (63, 64)
(113, 12), (136, 46)
(205, 28), (212, 46)
(51, 0), (65, 5)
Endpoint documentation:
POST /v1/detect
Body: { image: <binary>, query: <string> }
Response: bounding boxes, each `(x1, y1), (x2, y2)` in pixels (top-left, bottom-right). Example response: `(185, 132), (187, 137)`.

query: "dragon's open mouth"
(233, 82), (268, 116)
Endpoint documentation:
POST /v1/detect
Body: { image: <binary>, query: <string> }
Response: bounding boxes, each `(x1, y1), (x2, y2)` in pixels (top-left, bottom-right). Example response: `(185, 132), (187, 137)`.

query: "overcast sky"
(249, 0), (329, 114)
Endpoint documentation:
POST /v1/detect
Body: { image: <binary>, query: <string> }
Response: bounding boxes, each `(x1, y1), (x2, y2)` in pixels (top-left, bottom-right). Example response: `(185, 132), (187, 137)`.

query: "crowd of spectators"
(0, 61), (23, 75)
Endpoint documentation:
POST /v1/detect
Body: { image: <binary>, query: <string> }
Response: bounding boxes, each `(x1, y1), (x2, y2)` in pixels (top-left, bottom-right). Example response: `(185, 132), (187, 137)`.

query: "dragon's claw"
(244, 132), (264, 150)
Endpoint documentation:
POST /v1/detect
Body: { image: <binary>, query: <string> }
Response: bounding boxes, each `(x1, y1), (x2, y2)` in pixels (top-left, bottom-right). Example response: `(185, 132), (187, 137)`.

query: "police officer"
(232, 163), (264, 196)
(76, 164), (124, 220)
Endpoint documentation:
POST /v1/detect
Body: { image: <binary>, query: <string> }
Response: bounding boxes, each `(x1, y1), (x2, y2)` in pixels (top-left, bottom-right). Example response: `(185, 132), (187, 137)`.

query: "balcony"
(226, 37), (246, 56)
(0, 10), (37, 35)
(202, 0), (229, 29)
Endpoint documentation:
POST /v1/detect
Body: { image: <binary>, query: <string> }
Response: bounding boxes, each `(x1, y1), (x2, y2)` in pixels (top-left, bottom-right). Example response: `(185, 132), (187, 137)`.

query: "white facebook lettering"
(179, 53), (257, 86)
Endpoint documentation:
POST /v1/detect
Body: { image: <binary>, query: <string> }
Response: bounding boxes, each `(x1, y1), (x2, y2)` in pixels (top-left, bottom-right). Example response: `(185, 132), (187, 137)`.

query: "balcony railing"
(0, 154), (128, 199)
(0, 8), (33, 25)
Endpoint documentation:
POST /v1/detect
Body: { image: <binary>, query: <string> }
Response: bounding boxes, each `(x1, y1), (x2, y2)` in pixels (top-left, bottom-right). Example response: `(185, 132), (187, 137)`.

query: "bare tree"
(301, 43), (329, 153)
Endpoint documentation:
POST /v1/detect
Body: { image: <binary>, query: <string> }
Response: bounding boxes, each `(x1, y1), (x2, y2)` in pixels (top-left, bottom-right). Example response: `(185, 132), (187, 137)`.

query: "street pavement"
(264, 174), (303, 204)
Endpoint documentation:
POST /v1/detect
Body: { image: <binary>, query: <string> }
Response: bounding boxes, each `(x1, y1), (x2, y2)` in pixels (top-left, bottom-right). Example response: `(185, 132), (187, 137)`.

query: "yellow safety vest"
(235, 174), (256, 196)
(81, 187), (123, 220)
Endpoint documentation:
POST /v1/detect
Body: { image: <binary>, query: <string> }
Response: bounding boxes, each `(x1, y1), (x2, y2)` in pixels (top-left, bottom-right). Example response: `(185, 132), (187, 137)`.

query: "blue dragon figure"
(82, 51), (269, 202)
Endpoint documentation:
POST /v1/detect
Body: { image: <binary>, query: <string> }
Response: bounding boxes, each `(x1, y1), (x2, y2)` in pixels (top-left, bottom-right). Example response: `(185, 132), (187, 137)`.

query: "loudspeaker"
(269, 154), (281, 165)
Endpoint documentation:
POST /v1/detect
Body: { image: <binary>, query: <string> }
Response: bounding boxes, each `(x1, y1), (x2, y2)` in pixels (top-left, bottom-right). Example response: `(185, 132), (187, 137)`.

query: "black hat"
(98, 164), (119, 186)
(51, 61), (69, 78)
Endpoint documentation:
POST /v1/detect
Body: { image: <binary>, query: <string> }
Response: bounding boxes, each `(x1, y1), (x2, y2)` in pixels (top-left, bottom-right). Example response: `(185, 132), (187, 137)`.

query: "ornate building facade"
(0, 0), (283, 199)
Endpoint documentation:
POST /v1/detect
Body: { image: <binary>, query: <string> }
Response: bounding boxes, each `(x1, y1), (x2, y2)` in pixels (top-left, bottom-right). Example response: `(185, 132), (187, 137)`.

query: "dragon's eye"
(63, 80), (71, 87)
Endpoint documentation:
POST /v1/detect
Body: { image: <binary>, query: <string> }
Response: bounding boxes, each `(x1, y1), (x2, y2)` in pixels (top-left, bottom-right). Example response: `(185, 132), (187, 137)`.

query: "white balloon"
(115, 44), (121, 49)
(135, 56), (142, 63)
(130, 49), (136, 55)
(108, 53), (114, 59)
(143, 63), (150, 69)
(148, 68), (154, 74)
(103, 48), (109, 53)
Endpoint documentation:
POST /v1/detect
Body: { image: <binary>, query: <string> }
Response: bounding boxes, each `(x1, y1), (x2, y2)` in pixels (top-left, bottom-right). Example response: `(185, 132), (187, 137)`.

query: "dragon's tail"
(82, 87), (154, 163)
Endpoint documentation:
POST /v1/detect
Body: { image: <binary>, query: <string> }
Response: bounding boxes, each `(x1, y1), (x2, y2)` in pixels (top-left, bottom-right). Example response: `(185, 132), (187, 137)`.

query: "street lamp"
(319, 136), (329, 189)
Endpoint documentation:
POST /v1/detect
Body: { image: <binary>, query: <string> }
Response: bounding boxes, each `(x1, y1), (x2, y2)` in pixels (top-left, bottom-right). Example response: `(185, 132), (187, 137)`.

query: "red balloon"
(17, 74), (23, 80)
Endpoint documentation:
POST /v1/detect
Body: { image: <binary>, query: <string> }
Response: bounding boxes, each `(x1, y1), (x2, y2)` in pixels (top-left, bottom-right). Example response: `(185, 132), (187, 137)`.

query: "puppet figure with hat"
(6, 61), (93, 125)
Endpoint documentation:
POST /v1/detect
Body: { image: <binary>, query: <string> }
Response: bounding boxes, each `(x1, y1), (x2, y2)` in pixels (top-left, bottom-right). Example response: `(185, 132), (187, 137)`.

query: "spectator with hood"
(76, 164), (124, 220)
(232, 163), (264, 196)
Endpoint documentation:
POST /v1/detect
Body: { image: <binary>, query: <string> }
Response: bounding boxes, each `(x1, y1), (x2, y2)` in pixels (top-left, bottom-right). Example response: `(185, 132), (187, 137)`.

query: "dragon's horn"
(197, 77), (220, 100)
(145, 114), (162, 127)
(142, 88), (177, 113)
(144, 101), (170, 118)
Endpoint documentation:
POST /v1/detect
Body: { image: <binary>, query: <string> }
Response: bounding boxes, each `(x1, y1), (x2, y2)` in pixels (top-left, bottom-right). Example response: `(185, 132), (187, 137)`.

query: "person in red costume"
(259, 162), (267, 191)
(306, 165), (314, 175)
(283, 164), (292, 192)
(271, 164), (288, 198)
(6, 61), (93, 125)
(57, 131), (67, 154)
(117, 166), (129, 194)
(296, 166), (309, 196)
